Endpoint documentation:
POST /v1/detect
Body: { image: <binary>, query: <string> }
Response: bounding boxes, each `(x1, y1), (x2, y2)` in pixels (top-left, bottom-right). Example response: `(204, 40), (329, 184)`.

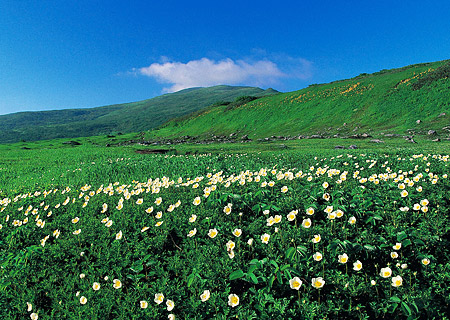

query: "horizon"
(1, 0), (450, 115)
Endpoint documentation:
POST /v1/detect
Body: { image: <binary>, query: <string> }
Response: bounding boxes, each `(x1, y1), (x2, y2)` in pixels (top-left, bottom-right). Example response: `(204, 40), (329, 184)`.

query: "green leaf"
(276, 271), (283, 284)
(390, 296), (401, 303)
(397, 231), (408, 241)
(270, 260), (279, 269)
(268, 274), (275, 288)
(280, 264), (291, 271)
(285, 247), (296, 260)
(296, 245), (308, 256)
(229, 269), (245, 280)
(248, 272), (258, 284)
(130, 262), (144, 273)
(364, 244), (376, 251)
(402, 239), (412, 247)
(401, 302), (412, 316)
(187, 273), (195, 287)
(248, 264), (258, 274)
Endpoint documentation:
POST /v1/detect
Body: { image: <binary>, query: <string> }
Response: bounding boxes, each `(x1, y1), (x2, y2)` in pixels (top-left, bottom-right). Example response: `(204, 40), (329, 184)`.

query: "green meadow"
(1, 139), (449, 319)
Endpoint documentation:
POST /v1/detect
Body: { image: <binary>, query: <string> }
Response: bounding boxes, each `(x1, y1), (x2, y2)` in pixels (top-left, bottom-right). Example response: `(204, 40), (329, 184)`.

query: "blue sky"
(1, 0), (450, 115)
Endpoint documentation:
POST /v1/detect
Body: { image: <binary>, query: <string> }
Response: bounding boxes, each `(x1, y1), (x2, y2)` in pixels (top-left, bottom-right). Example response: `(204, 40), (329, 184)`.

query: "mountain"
(151, 60), (450, 139)
(0, 86), (278, 143)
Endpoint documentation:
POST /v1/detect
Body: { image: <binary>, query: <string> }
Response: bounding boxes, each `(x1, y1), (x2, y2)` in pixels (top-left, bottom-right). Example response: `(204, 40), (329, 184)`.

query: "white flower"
(313, 252), (322, 261)
(306, 207), (315, 215)
(391, 275), (403, 287)
(348, 216), (356, 225)
(281, 186), (288, 193)
(140, 300), (148, 309)
(422, 258), (430, 266)
(380, 267), (392, 278)
(274, 215), (282, 223)
(338, 253), (349, 264)
(289, 277), (302, 290)
(30, 313), (38, 320)
(92, 282), (100, 291)
(189, 214), (197, 223)
(393, 243), (401, 250)
(80, 296), (87, 304)
(371, 280), (376, 286)
(72, 217), (79, 224)
(228, 294), (239, 307)
(113, 279), (122, 289)
(261, 233), (270, 244)
(311, 277), (325, 289)
(27, 302), (32, 312)
(187, 228), (197, 237)
(166, 299), (175, 311)
(115, 231), (123, 240)
(193, 197), (201, 206)
(353, 260), (362, 271)
(232, 228), (242, 237)
(226, 240), (235, 251)
(79, 273), (85, 279)
(200, 290), (210, 302)
(391, 252), (399, 259)
(287, 211), (296, 221)
(312, 234), (321, 244)
(302, 218), (312, 228)
(247, 238), (253, 246)
(208, 228), (218, 238)
(154, 293), (164, 304)
(168, 314), (175, 320)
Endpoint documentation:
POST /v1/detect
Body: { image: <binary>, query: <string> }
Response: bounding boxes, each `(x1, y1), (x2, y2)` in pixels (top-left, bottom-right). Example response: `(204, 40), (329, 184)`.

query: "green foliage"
(152, 59), (450, 139)
(411, 61), (450, 90)
(224, 96), (259, 111)
(0, 144), (449, 319)
(0, 86), (277, 144)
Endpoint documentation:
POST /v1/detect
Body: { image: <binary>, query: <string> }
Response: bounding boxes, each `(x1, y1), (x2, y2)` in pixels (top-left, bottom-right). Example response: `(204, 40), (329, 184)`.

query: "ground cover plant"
(1, 145), (449, 319)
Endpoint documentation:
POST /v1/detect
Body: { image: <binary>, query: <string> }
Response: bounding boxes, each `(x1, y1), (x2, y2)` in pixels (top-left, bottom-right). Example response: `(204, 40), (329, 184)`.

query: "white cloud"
(136, 57), (296, 92)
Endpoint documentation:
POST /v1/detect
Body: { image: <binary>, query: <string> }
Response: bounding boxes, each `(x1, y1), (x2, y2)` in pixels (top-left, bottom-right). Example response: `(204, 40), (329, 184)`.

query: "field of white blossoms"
(1, 150), (449, 319)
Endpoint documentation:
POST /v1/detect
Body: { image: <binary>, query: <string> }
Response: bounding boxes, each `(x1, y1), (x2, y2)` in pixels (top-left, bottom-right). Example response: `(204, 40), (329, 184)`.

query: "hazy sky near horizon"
(1, 0), (450, 115)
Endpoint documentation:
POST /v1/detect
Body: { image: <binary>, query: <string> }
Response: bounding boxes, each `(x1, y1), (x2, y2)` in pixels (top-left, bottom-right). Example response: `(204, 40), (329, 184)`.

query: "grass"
(151, 59), (450, 140)
(0, 86), (277, 144)
(0, 140), (449, 319)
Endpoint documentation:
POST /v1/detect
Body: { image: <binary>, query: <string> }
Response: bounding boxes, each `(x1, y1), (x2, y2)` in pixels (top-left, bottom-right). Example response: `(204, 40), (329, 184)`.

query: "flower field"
(1, 150), (449, 319)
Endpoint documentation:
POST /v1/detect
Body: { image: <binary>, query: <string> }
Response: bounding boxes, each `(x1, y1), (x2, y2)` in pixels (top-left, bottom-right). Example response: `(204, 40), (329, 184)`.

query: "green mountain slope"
(0, 86), (277, 143)
(152, 60), (450, 139)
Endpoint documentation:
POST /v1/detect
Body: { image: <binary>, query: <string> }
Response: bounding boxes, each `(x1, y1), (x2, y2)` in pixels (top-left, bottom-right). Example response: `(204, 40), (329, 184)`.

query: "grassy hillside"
(0, 86), (277, 143)
(152, 60), (450, 139)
